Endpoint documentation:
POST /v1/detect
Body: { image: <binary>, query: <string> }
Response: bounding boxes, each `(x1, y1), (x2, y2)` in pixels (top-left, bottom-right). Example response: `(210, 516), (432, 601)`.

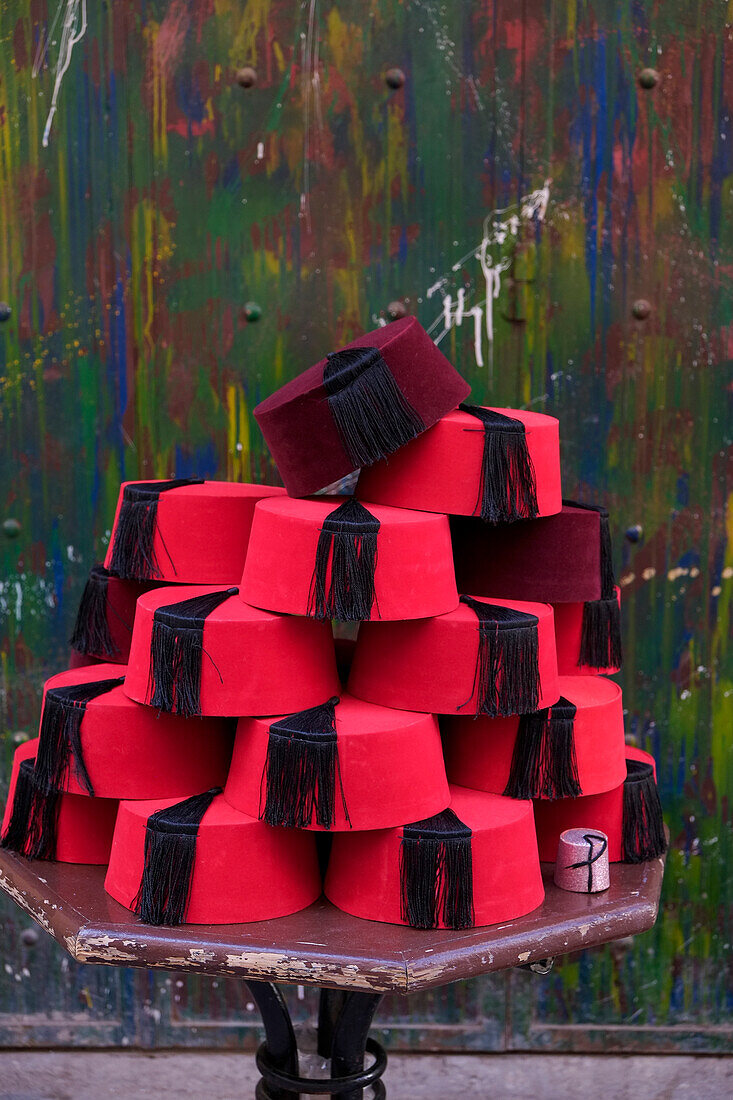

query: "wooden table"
(0, 848), (666, 1098)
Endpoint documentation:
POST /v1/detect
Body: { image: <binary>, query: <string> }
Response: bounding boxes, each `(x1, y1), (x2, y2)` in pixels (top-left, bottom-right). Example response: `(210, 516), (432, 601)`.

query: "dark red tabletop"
(0, 847), (665, 994)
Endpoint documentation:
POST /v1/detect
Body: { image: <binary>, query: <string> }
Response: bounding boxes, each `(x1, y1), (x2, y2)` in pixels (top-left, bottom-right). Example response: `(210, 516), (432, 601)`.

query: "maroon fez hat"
(451, 504), (603, 602)
(2, 739), (118, 864)
(443, 675), (627, 801)
(224, 694), (450, 832)
(357, 406), (562, 522)
(254, 317), (470, 496)
(533, 747), (667, 864)
(452, 500), (623, 671)
(325, 784), (544, 929)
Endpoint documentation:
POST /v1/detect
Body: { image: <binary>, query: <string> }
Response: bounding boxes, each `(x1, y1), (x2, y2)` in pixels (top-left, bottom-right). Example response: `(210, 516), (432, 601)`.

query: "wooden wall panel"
(0, 0), (730, 1050)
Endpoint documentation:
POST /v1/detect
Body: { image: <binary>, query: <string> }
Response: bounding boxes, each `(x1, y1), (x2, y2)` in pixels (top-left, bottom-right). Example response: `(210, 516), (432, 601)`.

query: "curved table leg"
(249, 982), (387, 1099)
(322, 989), (386, 1100)
(246, 981), (300, 1100)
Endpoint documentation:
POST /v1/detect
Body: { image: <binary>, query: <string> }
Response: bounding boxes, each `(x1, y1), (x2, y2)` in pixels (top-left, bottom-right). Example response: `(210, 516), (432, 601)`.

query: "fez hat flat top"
(38, 664), (234, 799)
(356, 405), (562, 518)
(240, 494), (459, 620)
(105, 792), (322, 924)
(225, 693), (450, 831)
(254, 317), (471, 497)
(452, 503), (602, 602)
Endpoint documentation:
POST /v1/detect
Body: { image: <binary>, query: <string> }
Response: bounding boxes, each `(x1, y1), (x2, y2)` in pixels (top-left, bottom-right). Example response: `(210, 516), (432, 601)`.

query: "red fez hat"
(443, 675), (626, 801)
(254, 317), (470, 497)
(348, 596), (559, 716)
(124, 585), (339, 718)
(34, 665), (233, 799)
(240, 496), (458, 621)
(224, 694), (449, 832)
(452, 500), (623, 671)
(70, 565), (168, 664)
(533, 747), (666, 863)
(553, 588), (622, 675)
(2, 739), (118, 864)
(325, 784), (544, 929)
(356, 406), (561, 522)
(103, 480), (285, 583)
(105, 791), (322, 925)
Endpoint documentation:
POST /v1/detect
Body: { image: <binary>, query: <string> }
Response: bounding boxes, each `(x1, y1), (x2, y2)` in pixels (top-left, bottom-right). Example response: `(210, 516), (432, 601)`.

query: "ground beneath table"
(0, 1051), (727, 1099)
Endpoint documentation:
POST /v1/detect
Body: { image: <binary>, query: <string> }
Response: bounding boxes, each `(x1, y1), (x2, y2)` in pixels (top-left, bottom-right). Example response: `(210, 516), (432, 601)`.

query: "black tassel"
(503, 697), (581, 799)
(622, 759), (667, 863)
(579, 595), (623, 669)
(148, 588), (238, 717)
(134, 787), (221, 926)
(308, 498), (380, 621)
(563, 499), (623, 668)
(109, 477), (203, 580)
(260, 696), (349, 829)
(400, 809), (474, 930)
(35, 677), (125, 798)
(323, 346), (425, 468)
(460, 595), (540, 717)
(1, 760), (60, 861)
(69, 564), (120, 658)
(459, 404), (539, 523)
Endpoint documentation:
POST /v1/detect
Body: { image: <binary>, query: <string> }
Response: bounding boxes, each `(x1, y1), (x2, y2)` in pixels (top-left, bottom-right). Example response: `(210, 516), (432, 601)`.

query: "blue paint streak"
(175, 442), (218, 479)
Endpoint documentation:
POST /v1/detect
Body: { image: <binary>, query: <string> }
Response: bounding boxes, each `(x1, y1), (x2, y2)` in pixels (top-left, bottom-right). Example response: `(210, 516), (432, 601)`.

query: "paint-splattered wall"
(0, 0), (730, 1051)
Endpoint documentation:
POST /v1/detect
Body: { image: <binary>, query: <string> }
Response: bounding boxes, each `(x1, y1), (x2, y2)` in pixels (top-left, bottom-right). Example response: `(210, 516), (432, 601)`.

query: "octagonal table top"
(0, 847), (665, 994)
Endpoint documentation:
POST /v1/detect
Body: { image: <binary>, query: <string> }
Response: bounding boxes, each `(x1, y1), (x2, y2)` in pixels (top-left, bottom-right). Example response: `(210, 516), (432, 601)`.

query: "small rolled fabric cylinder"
(356, 407), (561, 520)
(325, 784), (544, 929)
(533, 747), (666, 863)
(124, 585), (340, 717)
(451, 504), (602, 602)
(554, 829), (610, 893)
(225, 694), (450, 831)
(443, 675), (626, 800)
(37, 665), (234, 799)
(105, 793), (322, 924)
(348, 596), (559, 716)
(70, 565), (164, 664)
(2, 740), (118, 864)
(103, 480), (285, 583)
(553, 588), (622, 675)
(240, 496), (458, 621)
(254, 317), (471, 497)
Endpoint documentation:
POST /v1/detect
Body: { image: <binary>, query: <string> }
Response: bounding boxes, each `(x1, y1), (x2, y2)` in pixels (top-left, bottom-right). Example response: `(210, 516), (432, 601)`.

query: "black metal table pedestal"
(248, 981), (386, 1099)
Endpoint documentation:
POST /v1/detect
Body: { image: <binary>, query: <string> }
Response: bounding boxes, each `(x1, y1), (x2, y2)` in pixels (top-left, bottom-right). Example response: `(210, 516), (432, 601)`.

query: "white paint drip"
(299, 0), (322, 231)
(33, 0), (88, 148)
(426, 180), (551, 376)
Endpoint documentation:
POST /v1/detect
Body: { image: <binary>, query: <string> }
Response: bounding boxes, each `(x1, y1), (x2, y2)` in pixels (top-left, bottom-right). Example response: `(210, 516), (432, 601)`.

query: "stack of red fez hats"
(3, 316), (666, 931)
